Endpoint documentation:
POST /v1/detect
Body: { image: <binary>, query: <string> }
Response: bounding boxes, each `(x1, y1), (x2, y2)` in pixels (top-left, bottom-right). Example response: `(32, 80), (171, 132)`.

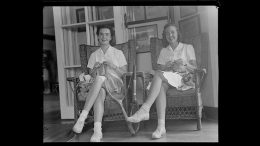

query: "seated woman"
(127, 23), (197, 139)
(73, 25), (127, 142)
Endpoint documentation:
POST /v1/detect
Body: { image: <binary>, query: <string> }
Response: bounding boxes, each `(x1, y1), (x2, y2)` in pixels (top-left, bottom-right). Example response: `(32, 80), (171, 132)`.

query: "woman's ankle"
(79, 110), (89, 121)
(157, 119), (165, 129)
(141, 103), (150, 112)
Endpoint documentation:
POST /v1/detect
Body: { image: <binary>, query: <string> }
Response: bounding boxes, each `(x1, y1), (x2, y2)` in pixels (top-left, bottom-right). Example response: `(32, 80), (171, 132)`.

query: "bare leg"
(152, 82), (168, 139)
(73, 76), (106, 133)
(90, 88), (106, 142)
(83, 76), (106, 112)
(93, 88), (106, 123)
(144, 71), (164, 107)
(155, 82), (168, 121)
(128, 71), (167, 123)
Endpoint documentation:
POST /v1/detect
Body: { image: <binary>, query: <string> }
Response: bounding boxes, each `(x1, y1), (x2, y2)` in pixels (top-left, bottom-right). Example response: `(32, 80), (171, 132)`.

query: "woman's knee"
(154, 70), (162, 76)
(161, 82), (169, 92)
(153, 70), (162, 79)
(95, 75), (106, 83)
(97, 88), (106, 102)
(154, 70), (166, 81)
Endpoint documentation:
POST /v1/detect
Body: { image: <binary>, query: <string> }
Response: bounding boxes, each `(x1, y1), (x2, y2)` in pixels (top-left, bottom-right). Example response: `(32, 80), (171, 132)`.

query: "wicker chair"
(149, 33), (208, 130)
(67, 40), (144, 135)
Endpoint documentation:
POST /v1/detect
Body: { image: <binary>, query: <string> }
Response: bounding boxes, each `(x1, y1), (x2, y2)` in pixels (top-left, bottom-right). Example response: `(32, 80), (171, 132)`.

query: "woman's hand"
(103, 61), (117, 69)
(94, 62), (102, 68)
(174, 59), (184, 65)
(165, 61), (173, 68)
(172, 59), (186, 72)
(90, 62), (102, 77)
(163, 61), (173, 71)
(186, 60), (197, 72)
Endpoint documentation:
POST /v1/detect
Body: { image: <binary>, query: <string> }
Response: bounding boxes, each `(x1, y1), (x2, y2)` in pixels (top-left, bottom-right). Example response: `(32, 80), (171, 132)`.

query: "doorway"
(43, 6), (61, 124)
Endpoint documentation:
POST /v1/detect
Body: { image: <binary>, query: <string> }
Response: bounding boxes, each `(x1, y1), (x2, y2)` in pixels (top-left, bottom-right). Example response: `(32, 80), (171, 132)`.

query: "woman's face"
(98, 28), (112, 46)
(165, 26), (178, 44)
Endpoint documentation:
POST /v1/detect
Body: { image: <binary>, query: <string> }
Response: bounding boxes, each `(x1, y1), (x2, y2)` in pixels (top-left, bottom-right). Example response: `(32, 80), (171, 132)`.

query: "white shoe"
(72, 119), (85, 133)
(90, 131), (103, 142)
(152, 128), (166, 139)
(127, 107), (149, 123)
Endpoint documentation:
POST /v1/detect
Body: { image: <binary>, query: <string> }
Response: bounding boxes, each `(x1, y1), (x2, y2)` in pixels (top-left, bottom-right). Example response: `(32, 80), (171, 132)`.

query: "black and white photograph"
(43, 6), (218, 142)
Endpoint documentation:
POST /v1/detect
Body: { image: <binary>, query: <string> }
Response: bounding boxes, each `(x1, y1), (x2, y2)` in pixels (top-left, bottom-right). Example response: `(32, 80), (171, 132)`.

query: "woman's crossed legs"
(73, 76), (106, 142)
(128, 70), (169, 139)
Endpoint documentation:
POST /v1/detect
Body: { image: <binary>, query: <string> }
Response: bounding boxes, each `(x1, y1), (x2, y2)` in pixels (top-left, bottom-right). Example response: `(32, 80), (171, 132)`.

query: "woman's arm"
(89, 68), (96, 77)
(185, 45), (197, 72)
(103, 61), (127, 77)
(89, 62), (102, 77)
(158, 59), (186, 72)
(158, 62), (173, 71)
(116, 65), (127, 77)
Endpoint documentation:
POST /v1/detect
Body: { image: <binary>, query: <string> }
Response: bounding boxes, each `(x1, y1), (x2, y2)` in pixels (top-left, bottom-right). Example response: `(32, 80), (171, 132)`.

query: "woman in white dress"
(72, 25), (127, 142)
(127, 23), (197, 139)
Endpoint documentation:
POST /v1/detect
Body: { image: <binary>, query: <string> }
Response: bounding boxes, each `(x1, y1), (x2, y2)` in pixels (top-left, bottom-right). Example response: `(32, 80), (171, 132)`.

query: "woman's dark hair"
(162, 23), (182, 47)
(96, 25), (115, 45)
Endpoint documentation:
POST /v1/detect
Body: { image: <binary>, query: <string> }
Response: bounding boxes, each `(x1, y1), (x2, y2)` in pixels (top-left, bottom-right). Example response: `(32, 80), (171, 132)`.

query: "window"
(128, 25), (158, 53)
(126, 6), (169, 53)
(95, 6), (114, 20)
(126, 6), (168, 25)
(60, 6), (117, 68)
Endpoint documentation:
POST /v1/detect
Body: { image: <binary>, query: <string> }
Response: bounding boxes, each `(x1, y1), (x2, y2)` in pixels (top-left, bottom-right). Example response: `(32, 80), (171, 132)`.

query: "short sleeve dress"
(157, 42), (196, 90)
(78, 46), (127, 102)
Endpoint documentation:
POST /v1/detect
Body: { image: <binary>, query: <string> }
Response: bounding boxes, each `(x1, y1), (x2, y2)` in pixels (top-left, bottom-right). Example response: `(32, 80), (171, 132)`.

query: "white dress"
(78, 46), (128, 101)
(157, 42), (196, 90)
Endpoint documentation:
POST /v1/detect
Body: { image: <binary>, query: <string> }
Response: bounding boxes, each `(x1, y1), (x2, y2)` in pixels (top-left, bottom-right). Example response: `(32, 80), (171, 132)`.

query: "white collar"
(99, 46), (112, 55)
(167, 42), (183, 52)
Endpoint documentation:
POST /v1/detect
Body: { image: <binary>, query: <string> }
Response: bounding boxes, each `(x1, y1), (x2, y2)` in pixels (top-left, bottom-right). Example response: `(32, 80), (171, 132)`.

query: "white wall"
(206, 6), (218, 107)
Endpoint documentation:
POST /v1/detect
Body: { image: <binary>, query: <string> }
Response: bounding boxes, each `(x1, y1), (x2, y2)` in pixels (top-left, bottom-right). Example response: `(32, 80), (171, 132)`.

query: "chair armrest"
(194, 68), (207, 87)
(66, 77), (80, 96)
(122, 72), (130, 80)
(67, 77), (79, 83)
(146, 72), (154, 79)
(122, 71), (148, 82)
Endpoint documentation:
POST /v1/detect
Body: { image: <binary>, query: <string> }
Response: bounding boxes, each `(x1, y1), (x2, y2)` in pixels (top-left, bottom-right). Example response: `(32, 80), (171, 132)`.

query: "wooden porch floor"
(43, 93), (218, 142)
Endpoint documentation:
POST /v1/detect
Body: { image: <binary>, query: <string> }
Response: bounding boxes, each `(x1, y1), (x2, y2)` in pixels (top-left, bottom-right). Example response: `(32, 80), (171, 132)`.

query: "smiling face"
(98, 28), (112, 46)
(165, 25), (178, 45)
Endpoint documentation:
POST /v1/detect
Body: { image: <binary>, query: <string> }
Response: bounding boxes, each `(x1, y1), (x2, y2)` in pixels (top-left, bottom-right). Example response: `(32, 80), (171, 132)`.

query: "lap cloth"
(161, 71), (195, 91)
(78, 63), (124, 102)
